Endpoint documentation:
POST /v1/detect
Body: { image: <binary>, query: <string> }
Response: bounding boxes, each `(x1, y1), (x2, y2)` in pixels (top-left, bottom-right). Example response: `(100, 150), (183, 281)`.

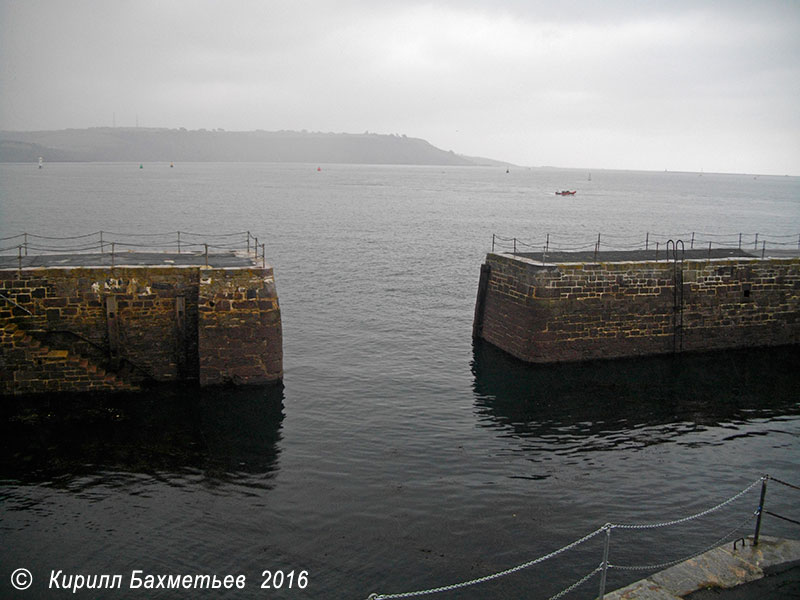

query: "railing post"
(761, 240), (766, 259)
(754, 233), (759, 250)
(513, 238), (516, 255)
(261, 243), (266, 268)
(247, 231), (251, 254)
(598, 525), (612, 599)
(645, 232), (649, 251)
(18, 245), (23, 273)
(739, 233), (742, 249)
(23, 232), (28, 256)
(254, 237), (259, 259)
(708, 241), (712, 259)
(655, 241), (659, 260)
(100, 230), (104, 253)
(111, 242), (115, 268)
(546, 233), (550, 254)
(754, 476), (768, 546)
(691, 232), (695, 249)
(177, 231), (181, 254)
(204, 244), (209, 267)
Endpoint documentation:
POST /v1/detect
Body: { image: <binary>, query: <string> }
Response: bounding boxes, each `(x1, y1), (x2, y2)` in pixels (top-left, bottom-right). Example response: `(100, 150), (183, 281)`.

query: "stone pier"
(0, 251), (282, 395)
(474, 249), (800, 363)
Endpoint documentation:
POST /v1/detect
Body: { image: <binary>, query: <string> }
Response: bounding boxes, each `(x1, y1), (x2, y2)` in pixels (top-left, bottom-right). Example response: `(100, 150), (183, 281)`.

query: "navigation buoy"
(317, 166), (321, 172)
(170, 162), (174, 168)
(139, 164), (143, 169)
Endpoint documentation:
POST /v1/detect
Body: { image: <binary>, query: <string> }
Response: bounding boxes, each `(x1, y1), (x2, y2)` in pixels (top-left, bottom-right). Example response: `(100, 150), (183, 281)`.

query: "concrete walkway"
(509, 248), (800, 265)
(605, 536), (800, 599)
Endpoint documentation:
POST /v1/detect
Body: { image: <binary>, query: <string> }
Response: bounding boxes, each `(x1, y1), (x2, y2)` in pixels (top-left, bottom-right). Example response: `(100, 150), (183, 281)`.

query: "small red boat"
(555, 190), (576, 196)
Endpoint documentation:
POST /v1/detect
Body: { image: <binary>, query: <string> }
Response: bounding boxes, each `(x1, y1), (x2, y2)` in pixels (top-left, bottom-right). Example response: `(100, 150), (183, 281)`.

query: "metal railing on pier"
(365, 474), (799, 600)
(492, 231), (800, 261)
(0, 230), (268, 268)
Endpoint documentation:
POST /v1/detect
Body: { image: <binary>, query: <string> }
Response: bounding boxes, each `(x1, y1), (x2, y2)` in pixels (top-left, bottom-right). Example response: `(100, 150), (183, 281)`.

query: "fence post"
(598, 525), (612, 599)
(754, 476), (768, 546)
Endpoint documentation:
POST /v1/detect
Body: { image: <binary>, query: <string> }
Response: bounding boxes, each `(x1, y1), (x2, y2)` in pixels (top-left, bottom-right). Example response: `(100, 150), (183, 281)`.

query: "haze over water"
(1, 163), (799, 599)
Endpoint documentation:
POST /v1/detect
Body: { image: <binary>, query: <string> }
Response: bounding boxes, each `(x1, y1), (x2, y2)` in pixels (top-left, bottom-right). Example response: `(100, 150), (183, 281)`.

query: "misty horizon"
(1, 1), (799, 175)
(3, 126), (799, 177)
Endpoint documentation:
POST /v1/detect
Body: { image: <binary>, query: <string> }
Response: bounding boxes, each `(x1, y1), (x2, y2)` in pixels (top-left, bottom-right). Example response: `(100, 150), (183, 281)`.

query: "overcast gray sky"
(1, 0), (798, 174)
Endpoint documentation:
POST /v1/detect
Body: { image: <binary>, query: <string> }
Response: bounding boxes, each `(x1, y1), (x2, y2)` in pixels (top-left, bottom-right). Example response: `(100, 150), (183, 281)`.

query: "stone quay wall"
(1, 264), (282, 395)
(473, 253), (800, 363)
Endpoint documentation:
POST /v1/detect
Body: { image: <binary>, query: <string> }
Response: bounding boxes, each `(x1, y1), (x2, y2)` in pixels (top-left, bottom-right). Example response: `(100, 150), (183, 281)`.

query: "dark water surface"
(1, 163), (799, 599)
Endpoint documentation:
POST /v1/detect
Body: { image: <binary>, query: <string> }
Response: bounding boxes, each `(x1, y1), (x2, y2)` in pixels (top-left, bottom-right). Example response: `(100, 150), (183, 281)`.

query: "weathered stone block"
(476, 254), (800, 363)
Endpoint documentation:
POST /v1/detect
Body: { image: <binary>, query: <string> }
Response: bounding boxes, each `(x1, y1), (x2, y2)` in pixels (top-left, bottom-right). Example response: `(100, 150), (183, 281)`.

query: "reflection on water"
(0, 384), (285, 491)
(472, 341), (800, 457)
(469, 342), (800, 596)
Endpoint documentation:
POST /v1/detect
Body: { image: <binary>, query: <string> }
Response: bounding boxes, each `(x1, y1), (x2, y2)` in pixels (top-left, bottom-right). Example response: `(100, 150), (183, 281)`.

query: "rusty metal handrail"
(0, 230), (266, 257)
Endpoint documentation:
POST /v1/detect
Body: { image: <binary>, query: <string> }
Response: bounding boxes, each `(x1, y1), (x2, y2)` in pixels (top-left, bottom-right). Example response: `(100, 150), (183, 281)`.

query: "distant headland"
(0, 127), (511, 167)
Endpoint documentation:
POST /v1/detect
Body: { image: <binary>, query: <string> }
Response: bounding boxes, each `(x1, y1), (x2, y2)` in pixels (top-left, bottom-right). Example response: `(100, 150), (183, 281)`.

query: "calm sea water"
(1, 163), (799, 599)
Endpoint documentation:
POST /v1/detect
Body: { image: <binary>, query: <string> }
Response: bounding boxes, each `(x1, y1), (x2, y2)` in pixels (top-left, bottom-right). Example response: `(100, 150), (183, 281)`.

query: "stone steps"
(1, 322), (140, 395)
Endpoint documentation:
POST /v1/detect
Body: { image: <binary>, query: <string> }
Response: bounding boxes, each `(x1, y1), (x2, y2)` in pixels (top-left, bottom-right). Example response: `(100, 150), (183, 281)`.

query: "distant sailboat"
(38, 157), (43, 169)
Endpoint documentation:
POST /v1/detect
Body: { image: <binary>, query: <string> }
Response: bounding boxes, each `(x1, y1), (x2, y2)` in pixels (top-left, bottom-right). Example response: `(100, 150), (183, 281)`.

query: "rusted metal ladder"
(666, 240), (685, 353)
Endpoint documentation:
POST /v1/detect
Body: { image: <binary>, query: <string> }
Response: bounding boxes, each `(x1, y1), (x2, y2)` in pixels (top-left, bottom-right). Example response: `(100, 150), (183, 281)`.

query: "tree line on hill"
(0, 128), (509, 166)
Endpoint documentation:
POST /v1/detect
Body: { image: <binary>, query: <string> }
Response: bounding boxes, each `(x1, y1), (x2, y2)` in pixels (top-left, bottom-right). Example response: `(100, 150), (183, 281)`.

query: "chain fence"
(492, 231), (800, 259)
(366, 474), (800, 600)
(0, 230), (266, 267)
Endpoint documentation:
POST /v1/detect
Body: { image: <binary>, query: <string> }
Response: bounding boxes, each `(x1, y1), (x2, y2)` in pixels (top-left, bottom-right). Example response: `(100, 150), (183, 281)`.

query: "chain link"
(366, 526), (606, 599)
(547, 565), (603, 600)
(770, 476), (800, 492)
(366, 477), (765, 600)
(611, 511), (757, 572)
(611, 478), (761, 530)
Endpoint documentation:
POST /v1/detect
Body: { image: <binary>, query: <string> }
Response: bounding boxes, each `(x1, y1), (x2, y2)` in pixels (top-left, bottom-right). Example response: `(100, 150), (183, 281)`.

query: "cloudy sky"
(1, 0), (799, 174)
